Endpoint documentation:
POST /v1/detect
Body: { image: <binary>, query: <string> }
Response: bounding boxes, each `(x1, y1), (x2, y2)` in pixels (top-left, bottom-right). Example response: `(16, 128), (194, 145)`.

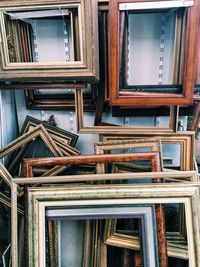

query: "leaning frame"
(109, 0), (199, 106)
(47, 205), (158, 267)
(100, 132), (195, 171)
(0, 0), (99, 81)
(0, 124), (67, 177)
(24, 183), (200, 267)
(11, 171), (198, 267)
(22, 151), (161, 178)
(20, 115), (78, 147)
(75, 89), (179, 133)
(94, 138), (163, 171)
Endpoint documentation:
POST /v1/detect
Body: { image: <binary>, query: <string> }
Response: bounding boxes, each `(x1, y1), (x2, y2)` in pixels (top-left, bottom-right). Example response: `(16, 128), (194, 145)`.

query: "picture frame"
(11, 182), (200, 266)
(46, 205), (159, 267)
(94, 138), (163, 172)
(103, 209), (189, 259)
(0, 124), (67, 177)
(0, 161), (13, 187)
(109, 0), (199, 106)
(23, 153), (163, 267)
(189, 101), (200, 131)
(20, 115), (78, 147)
(23, 83), (98, 111)
(94, 138), (190, 260)
(75, 89), (179, 134)
(23, 151), (161, 177)
(100, 132), (195, 171)
(0, 191), (23, 214)
(0, 0), (99, 81)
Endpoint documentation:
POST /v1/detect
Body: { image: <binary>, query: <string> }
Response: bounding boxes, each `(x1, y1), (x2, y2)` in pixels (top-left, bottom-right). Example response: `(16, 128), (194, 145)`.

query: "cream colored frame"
(11, 171), (197, 266)
(23, 184), (200, 267)
(75, 89), (179, 133)
(0, 0), (99, 81)
(100, 132), (195, 171)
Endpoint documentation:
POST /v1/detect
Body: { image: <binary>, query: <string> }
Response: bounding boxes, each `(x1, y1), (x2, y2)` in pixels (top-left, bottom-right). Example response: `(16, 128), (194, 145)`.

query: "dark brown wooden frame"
(109, 0), (199, 107)
(24, 83), (98, 111)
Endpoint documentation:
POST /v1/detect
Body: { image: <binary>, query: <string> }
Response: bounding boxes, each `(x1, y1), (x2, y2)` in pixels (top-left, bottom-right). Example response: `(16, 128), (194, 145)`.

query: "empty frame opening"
(119, 6), (187, 93)
(4, 6), (81, 63)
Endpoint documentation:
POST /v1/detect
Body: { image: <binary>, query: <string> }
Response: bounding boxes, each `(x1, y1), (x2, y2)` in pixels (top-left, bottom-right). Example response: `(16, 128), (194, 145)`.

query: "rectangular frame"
(109, 0), (199, 106)
(23, 151), (161, 177)
(24, 84), (98, 111)
(75, 89), (179, 133)
(94, 138), (163, 172)
(46, 205), (158, 267)
(100, 132), (195, 171)
(0, 0), (99, 81)
(10, 182), (200, 266)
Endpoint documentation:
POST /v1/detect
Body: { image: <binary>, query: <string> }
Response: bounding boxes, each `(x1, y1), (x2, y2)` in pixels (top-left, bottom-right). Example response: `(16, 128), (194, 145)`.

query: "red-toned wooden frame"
(109, 0), (199, 107)
(22, 152), (168, 267)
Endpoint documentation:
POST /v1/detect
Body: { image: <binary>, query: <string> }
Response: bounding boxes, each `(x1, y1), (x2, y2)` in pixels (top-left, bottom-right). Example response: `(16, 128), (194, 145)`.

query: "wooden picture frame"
(94, 138), (163, 172)
(23, 152), (161, 177)
(0, 0), (99, 81)
(20, 115), (78, 147)
(0, 190), (23, 215)
(24, 83), (98, 111)
(75, 89), (179, 134)
(0, 124), (67, 177)
(189, 101), (200, 131)
(109, 0), (199, 106)
(11, 181), (200, 266)
(19, 115), (80, 166)
(0, 161), (13, 187)
(21, 151), (162, 266)
(100, 132), (195, 171)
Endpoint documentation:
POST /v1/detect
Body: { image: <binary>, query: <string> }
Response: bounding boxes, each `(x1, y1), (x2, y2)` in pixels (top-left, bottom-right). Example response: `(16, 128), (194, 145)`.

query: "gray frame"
(46, 205), (158, 267)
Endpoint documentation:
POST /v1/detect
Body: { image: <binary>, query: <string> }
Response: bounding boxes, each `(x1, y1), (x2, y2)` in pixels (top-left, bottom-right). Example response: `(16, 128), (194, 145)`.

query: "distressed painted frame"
(11, 170), (197, 267)
(11, 183), (200, 267)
